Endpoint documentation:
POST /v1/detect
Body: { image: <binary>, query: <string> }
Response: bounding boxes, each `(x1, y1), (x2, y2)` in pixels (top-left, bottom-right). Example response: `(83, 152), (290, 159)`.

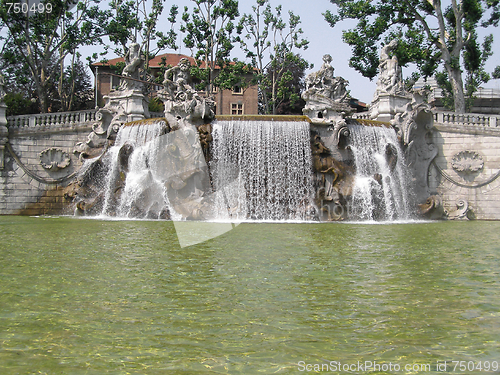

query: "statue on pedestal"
(374, 39), (407, 98)
(162, 58), (196, 99)
(302, 54), (352, 121)
(158, 58), (214, 129)
(370, 39), (411, 121)
(119, 42), (143, 91)
(74, 41), (149, 159)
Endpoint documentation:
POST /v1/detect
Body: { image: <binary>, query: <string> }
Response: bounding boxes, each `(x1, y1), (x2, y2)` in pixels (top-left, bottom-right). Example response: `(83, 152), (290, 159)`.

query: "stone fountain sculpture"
(370, 40), (411, 122)
(300, 56), (357, 220)
(391, 91), (438, 207)
(310, 131), (354, 220)
(69, 56), (217, 220)
(302, 54), (352, 122)
(158, 57), (215, 130)
(74, 40), (150, 159)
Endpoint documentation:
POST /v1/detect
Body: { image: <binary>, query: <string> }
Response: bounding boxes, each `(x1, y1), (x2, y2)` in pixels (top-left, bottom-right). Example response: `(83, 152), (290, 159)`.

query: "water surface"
(1, 217), (499, 374)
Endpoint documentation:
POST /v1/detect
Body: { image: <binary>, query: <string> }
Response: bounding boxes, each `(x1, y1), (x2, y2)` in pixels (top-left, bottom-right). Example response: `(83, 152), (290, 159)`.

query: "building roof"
(91, 53), (203, 70)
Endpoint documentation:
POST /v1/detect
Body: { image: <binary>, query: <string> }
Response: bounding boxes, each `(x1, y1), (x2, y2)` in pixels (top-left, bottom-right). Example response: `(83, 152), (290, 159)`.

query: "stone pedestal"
(370, 93), (411, 122)
(302, 101), (352, 124)
(0, 102), (8, 169)
(104, 89), (150, 122)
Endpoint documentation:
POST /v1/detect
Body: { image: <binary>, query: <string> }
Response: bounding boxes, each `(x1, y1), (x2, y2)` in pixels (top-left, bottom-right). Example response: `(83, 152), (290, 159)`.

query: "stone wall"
(0, 110), (98, 215)
(429, 112), (500, 220)
(2, 107), (500, 220)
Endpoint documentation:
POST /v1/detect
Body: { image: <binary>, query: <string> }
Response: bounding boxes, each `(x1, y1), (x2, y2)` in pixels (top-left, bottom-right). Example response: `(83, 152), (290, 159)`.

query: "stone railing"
(351, 112), (371, 120)
(434, 111), (499, 128)
(7, 109), (166, 130)
(7, 109), (98, 129)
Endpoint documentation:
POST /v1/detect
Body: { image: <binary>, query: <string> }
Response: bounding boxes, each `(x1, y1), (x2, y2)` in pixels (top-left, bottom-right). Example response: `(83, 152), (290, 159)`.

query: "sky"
(80, 0), (500, 104)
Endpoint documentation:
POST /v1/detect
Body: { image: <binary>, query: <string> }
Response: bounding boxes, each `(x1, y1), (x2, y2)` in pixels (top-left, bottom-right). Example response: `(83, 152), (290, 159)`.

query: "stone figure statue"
(374, 39), (406, 97)
(304, 54), (334, 97)
(304, 54), (349, 102)
(119, 41), (143, 91)
(163, 58), (196, 99)
(302, 54), (352, 120)
(74, 41), (150, 159)
(380, 39), (397, 61)
(310, 131), (355, 221)
(158, 58), (215, 128)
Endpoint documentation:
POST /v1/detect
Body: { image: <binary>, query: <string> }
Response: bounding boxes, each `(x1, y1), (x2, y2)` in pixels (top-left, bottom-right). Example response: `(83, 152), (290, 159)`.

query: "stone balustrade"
(434, 111), (499, 128)
(7, 109), (98, 129)
(6, 109), (166, 130)
(351, 112), (371, 120)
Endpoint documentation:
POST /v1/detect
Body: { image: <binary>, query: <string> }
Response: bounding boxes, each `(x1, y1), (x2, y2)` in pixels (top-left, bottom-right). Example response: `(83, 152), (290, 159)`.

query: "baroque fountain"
(3, 39), (499, 375)
(64, 41), (460, 224)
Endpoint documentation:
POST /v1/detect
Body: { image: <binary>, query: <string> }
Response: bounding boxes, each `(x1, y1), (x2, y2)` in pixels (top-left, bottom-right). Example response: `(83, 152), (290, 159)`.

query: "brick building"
(90, 53), (258, 115)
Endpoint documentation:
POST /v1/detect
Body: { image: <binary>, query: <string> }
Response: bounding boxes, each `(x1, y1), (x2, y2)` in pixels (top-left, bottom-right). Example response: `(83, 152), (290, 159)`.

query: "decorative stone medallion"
(39, 147), (71, 171)
(452, 151), (483, 174)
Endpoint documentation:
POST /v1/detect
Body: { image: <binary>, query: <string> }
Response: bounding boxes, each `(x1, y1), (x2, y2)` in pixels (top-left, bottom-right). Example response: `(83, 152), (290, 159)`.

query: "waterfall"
(347, 124), (413, 221)
(210, 120), (314, 221)
(100, 120), (172, 219)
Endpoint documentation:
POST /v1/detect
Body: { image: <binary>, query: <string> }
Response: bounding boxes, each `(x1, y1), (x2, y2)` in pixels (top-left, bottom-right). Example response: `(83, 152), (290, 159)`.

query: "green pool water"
(1, 216), (499, 374)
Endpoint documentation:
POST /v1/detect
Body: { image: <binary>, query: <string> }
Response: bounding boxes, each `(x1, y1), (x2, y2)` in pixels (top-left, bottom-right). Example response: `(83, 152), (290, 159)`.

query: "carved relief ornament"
(39, 147), (71, 171)
(452, 151), (484, 174)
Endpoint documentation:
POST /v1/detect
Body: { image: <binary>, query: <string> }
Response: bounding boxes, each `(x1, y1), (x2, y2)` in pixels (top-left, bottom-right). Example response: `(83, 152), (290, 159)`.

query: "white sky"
(74, 0), (500, 103)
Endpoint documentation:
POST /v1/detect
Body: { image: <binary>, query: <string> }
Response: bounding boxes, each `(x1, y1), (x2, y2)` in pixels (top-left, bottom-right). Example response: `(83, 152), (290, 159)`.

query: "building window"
(231, 103), (244, 115)
(112, 75), (121, 89)
(232, 85), (242, 94)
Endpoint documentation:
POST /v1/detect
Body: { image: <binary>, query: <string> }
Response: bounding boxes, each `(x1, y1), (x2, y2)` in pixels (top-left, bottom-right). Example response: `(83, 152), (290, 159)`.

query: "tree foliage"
(106, 0), (178, 59)
(180, 0), (240, 93)
(1, 50), (92, 113)
(263, 51), (308, 115)
(3, 93), (38, 116)
(0, 0), (109, 112)
(493, 65), (500, 79)
(237, 0), (310, 114)
(57, 53), (93, 111)
(324, 0), (500, 113)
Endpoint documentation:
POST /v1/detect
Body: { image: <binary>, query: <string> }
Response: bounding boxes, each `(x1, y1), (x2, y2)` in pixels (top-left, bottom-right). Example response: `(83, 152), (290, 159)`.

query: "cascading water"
(347, 124), (413, 221)
(210, 120), (314, 221)
(100, 120), (172, 219)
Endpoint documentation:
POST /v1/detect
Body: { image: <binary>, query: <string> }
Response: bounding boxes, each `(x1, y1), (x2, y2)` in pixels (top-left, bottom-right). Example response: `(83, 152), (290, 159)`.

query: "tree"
(106, 0), (178, 65)
(264, 53), (307, 114)
(493, 65), (500, 79)
(236, 0), (310, 114)
(3, 93), (39, 116)
(1, 49), (94, 112)
(180, 0), (239, 93)
(57, 53), (93, 111)
(324, 0), (500, 113)
(0, 0), (110, 112)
